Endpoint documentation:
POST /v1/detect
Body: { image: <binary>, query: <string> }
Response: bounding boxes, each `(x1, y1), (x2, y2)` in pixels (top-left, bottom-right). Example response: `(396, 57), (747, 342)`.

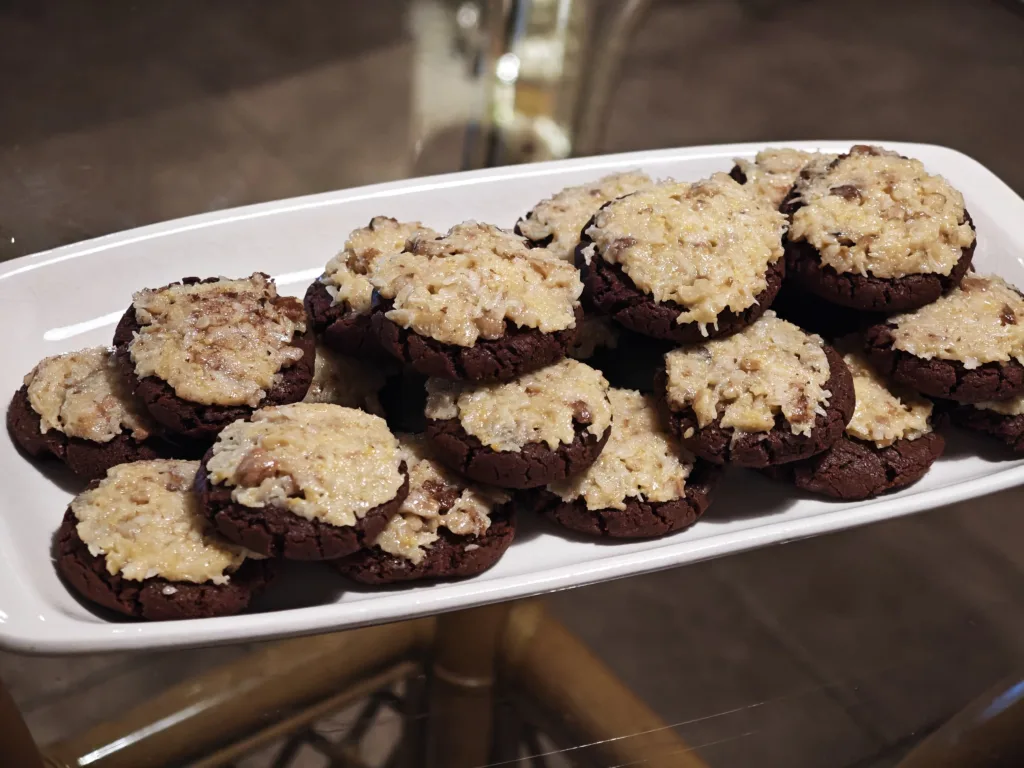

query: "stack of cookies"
(9, 143), (1019, 623)
(10, 269), (522, 620)
(651, 144), (992, 500)
(307, 211), (713, 540)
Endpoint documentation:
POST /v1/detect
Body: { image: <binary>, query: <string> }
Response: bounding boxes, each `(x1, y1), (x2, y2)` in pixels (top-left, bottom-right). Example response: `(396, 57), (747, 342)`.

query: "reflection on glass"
(410, 0), (651, 172)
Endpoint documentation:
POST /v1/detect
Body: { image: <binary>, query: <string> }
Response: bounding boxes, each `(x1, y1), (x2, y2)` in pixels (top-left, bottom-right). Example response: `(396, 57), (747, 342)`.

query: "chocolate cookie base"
(586, 329), (672, 394)
(425, 418), (611, 489)
(195, 459), (409, 560)
(304, 279), (383, 358)
(764, 432), (945, 500)
(526, 460), (721, 538)
(864, 323), (1024, 404)
(770, 281), (883, 341)
(512, 218), (554, 249)
(576, 222), (784, 343)
(56, 510), (274, 621)
(949, 406), (1024, 453)
(373, 301), (582, 382)
(113, 277), (317, 442)
(333, 503), (517, 584)
(8, 386), (166, 481)
(659, 344), (856, 468)
(780, 192), (976, 314)
(378, 368), (429, 434)
(728, 165), (748, 186)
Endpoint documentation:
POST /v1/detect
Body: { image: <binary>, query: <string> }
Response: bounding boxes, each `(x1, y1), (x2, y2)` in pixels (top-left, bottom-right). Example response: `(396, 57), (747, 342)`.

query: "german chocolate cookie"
(305, 217), (438, 357)
(197, 403), (408, 560)
(578, 173), (786, 343)
(525, 388), (719, 538)
(781, 145), (976, 313)
(730, 147), (838, 208)
(765, 343), (944, 499)
(370, 222), (584, 381)
(334, 433), (515, 584)
(660, 312), (855, 467)
(949, 395), (1024, 454)
(424, 358), (612, 489)
(57, 460), (273, 620)
(113, 274), (315, 442)
(9, 347), (167, 480)
(864, 274), (1024, 403)
(515, 171), (652, 260)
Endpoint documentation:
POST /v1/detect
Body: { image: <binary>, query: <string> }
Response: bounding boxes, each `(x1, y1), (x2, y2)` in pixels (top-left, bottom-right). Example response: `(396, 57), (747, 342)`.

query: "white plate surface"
(2, 141), (1022, 654)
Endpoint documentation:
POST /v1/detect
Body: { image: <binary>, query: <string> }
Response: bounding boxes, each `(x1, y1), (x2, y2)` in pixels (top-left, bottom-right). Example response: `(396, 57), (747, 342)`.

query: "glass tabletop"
(2, 1), (1024, 766)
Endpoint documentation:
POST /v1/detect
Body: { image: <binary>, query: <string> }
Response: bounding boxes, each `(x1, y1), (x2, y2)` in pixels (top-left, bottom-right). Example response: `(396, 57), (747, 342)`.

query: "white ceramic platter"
(2, 141), (1022, 654)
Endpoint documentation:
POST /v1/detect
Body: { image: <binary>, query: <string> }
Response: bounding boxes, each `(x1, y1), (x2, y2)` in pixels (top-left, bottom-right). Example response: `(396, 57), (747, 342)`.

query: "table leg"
(427, 602), (511, 768)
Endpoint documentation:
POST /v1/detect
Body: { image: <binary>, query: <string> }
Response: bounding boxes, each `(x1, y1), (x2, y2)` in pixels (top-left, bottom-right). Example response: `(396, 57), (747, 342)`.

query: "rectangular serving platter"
(2, 140), (1022, 654)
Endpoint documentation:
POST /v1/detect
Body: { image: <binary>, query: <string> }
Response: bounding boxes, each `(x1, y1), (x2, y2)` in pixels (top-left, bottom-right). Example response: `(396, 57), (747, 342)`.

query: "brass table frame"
(3, 600), (708, 768)
(5, 604), (1023, 766)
